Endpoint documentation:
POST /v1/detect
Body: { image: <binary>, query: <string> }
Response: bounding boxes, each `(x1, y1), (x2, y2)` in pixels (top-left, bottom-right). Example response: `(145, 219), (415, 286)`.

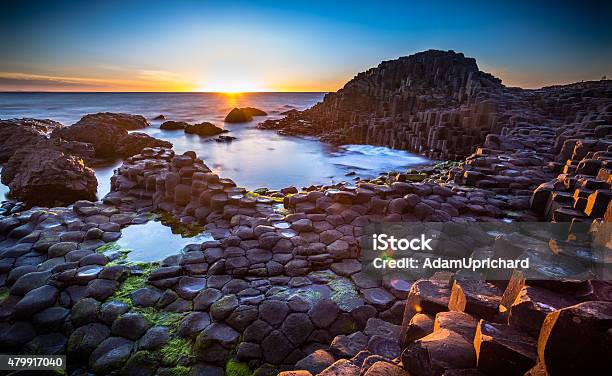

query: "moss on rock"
(226, 359), (253, 376)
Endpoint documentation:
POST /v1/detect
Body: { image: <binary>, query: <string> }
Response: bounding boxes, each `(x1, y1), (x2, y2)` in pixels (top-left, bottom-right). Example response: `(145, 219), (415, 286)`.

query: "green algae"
(96, 242), (121, 253)
(109, 262), (157, 305)
(226, 359), (253, 376)
(136, 308), (186, 333)
(0, 288), (8, 304)
(328, 277), (362, 312)
(172, 365), (190, 376)
(160, 337), (193, 365)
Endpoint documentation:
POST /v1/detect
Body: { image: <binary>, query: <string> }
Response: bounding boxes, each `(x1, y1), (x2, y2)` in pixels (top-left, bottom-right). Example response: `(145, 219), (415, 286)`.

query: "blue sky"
(0, 0), (610, 91)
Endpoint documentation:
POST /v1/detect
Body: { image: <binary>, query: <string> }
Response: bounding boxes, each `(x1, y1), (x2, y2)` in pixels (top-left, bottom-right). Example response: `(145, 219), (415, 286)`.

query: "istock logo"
(372, 233), (433, 251)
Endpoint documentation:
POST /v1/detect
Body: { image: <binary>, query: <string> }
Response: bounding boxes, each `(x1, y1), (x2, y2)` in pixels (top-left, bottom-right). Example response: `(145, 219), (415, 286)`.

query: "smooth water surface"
(0, 92), (431, 191)
(116, 220), (214, 263)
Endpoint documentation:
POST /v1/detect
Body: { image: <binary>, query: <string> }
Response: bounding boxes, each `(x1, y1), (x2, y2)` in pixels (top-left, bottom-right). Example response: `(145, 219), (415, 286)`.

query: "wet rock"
(111, 312), (150, 340)
(24, 332), (67, 355)
(120, 350), (159, 376)
(89, 336), (134, 374)
(86, 279), (118, 301)
(177, 311), (211, 338)
(194, 288), (223, 310)
(0, 321), (36, 351)
(225, 108), (253, 123)
(131, 287), (162, 307)
(98, 301), (129, 325)
(67, 323), (110, 359)
(71, 297), (101, 327)
(210, 294), (239, 320)
(138, 326), (170, 350)
(32, 306), (70, 332)
(13, 284), (58, 317)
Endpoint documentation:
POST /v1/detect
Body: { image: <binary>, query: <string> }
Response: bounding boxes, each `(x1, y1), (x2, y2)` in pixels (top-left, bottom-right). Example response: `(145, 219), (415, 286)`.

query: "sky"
(0, 0), (610, 92)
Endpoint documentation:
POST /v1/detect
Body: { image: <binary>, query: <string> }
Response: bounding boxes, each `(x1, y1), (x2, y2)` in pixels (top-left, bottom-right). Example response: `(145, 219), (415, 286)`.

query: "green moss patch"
(226, 359), (252, 376)
(109, 262), (157, 305)
(160, 337), (193, 365)
(136, 308), (186, 333)
(172, 365), (190, 376)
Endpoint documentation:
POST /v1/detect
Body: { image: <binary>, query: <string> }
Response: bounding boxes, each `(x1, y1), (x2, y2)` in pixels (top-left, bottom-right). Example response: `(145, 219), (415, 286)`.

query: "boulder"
(116, 132), (172, 157)
(184, 122), (225, 136)
(0, 118), (63, 161)
(75, 112), (149, 130)
(225, 108), (253, 123)
(53, 118), (128, 158)
(2, 139), (97, 205)
(160, 121), (189, 130)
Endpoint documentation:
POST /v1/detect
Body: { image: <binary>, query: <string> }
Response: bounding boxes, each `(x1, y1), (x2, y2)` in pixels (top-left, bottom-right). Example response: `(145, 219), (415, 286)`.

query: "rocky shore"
(0, 50), (611, 376)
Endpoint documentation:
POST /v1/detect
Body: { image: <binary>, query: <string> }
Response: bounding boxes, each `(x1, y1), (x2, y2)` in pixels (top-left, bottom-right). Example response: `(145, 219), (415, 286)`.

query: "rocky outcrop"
(224, 107), (267, 123)
(0, 118), (63, 161)
(53, 113), (169, 159)
(160, 121), (188, 130)
(115, 132), (172, 158)
(184, 122), (225, 137)
(1, 139), (97, 205)
(74, 112), (149, 130)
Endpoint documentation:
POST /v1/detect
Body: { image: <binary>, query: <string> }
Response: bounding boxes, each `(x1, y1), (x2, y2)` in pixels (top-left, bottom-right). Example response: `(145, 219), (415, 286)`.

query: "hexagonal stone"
(309, 299), (340, 328)
(13, 285), (58, 317)
(259, 299), (289, 325)
(210, 294), (239, 320)
(261, 330), (292, 364)
(67, 323), (110, 359)
(89, 336), (134, 374)
(194, 288), (223, 310)
(138, 326), (169, 350)
(281, 313), (314, 346)
(131, 287), (162, 307)
(331, 260), (362, 276)
(177, 312), (211, 338)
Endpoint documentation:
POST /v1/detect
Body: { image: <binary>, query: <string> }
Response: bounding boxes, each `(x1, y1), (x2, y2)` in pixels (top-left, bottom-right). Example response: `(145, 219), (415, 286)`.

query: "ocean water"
(0, 92), (430, 197)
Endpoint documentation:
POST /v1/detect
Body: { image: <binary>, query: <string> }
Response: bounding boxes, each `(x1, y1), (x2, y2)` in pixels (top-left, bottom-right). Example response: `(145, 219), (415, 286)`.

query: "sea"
(0, 92), (430, 200)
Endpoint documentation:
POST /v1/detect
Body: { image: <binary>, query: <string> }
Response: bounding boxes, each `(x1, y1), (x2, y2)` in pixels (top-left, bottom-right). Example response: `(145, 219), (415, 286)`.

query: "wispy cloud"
(0, 70), (192, 92)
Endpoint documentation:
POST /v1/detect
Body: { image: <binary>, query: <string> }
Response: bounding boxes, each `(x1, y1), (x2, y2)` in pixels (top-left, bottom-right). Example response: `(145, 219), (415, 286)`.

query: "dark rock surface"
(184, 122), (225, 137)
(0, 118), (63, 161)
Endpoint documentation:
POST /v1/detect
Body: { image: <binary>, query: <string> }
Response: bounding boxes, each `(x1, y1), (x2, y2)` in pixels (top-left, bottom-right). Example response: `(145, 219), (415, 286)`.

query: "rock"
(184, 122), (224, 137)
(402, 313), (434, 344)
(259, 299), (290, 325)
(160, 121), (188, 130)
(13, 284), (59, 317)
(86, 279), (118, 301)
(116, 132), (172, 157)
(309, 299), (340, 328)
(120, 350), (159, 376)
(330, 331), (368, 357)
(367, 335), (401, 359)
(195, 323), (240, 363)
(210, 294), (239, 320)
(2, 139), (97, 205)
(225, 108), (253, 123)
(0, 118), (63, 161)
(243, 107), (268, 116)
(402, 329), (476, 376)
(319, 359), (360, 376)
(67, 323), (110, 359)
(89, 336), (134, 374)
(52, 116), (128, 158)
(281, 312), (314, 346)
(448, 280), (502, 321)
(364, 361), (411, 376)
(0, 321), (36, 351)
(131, 287), (162, 307)
(537, 301), (612, 375)
(177, 311), (211, 338)
(279, 372), (313, 376)
(138, 326), (170, 350)
(71, 298), (101, 327)
(474, 320), (537, 376)
(261, 329), (293, 363)
(295, 349), (336, 374)
(111, 312), (150, 340)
